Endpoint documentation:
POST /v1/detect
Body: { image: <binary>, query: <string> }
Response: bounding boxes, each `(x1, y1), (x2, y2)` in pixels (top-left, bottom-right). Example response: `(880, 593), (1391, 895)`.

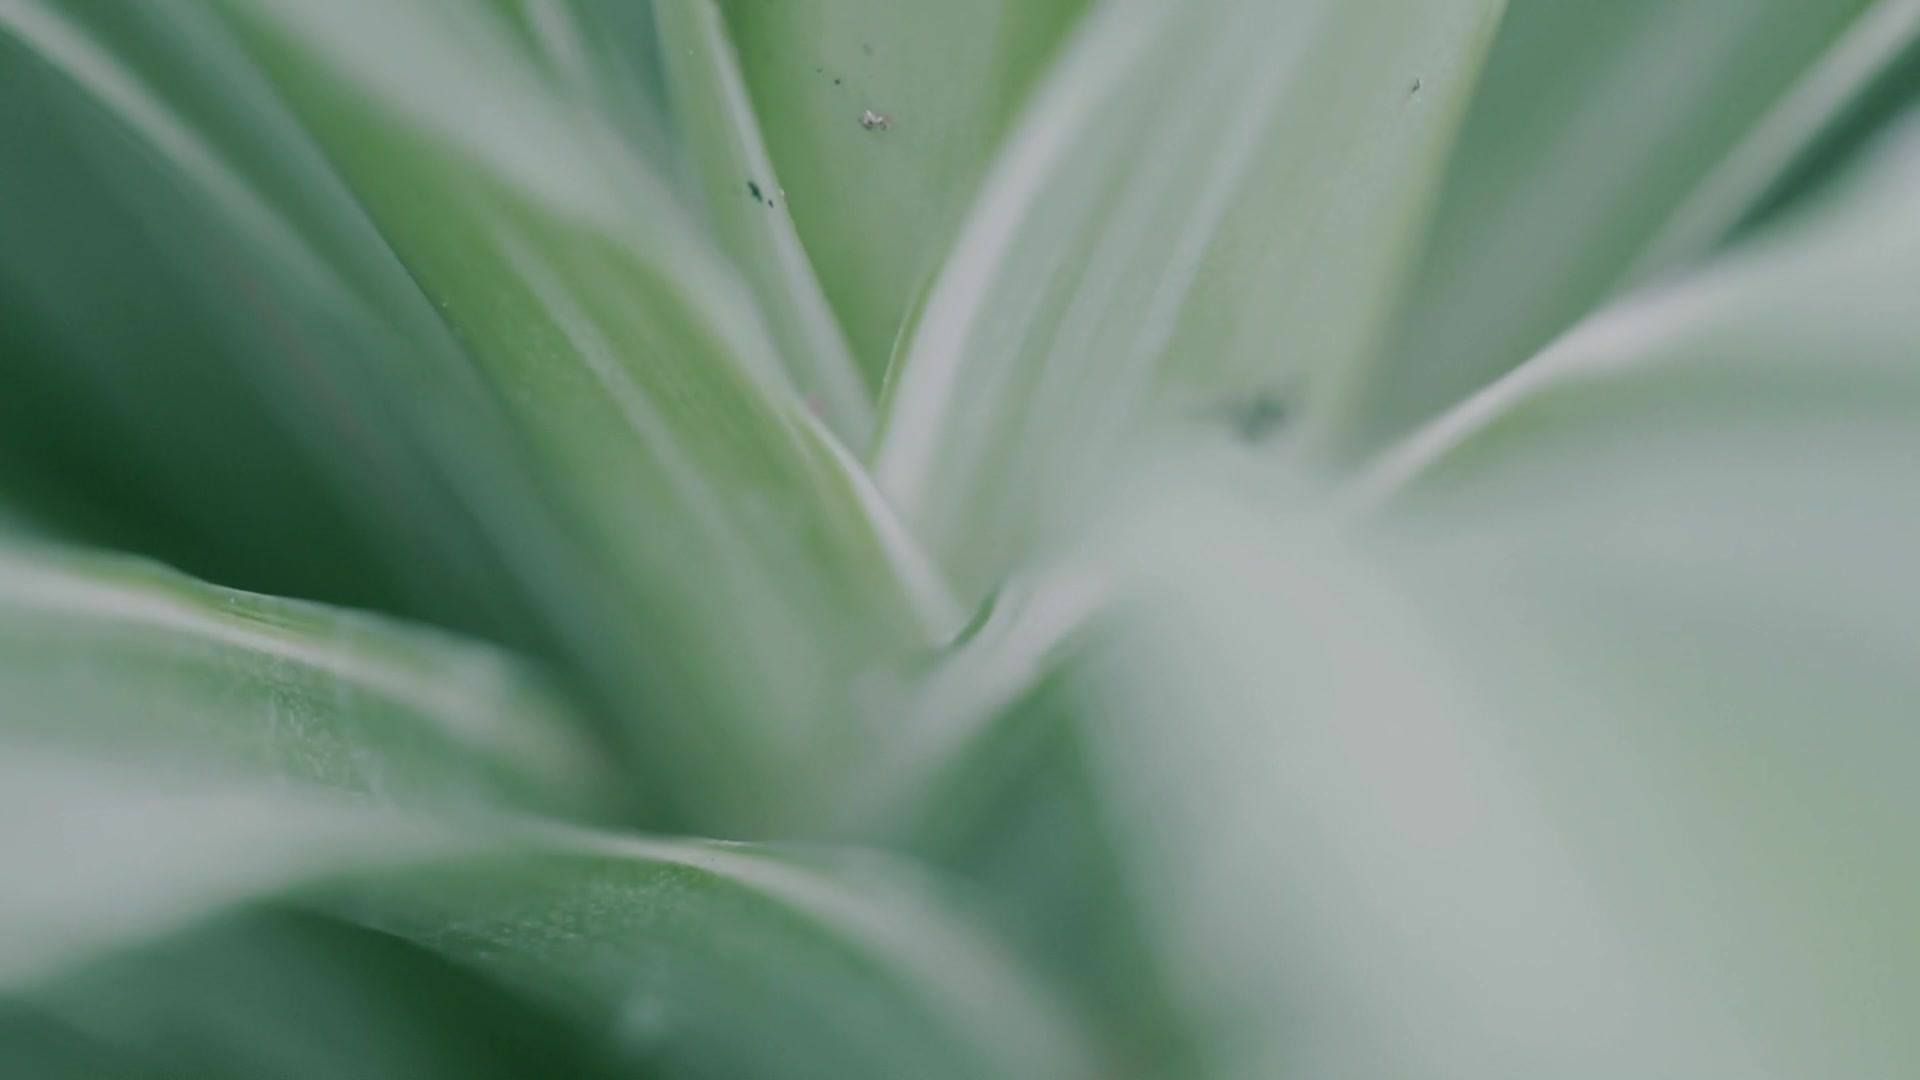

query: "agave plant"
(3, 0), (1919, 1075)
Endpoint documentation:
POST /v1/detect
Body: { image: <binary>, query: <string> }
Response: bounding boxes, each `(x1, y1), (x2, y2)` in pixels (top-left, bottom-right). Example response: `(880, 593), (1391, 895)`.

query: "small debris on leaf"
(746, 180), (766, 204)
(859, 109), (892, 131)
(1207, 393), (1291, 443)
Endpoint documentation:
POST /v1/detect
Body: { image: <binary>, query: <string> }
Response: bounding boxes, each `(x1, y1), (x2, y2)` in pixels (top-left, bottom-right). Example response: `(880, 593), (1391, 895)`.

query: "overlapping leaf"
(0, 0), (516, 625)
(0, 534), (1087, 1076)
(6, 2), (1920, 1077)
(0, 535), (617, 819)
(1630, 0), (1920, 274)
(1044, 116), (1920, 1078)
(217, 0), (964, 829)
(720, 0), (1089, 384)
(654, 0), (874, 443)
(1, 0), (959, 831)
(0, 750), (1093, 1080)
(1350, 0), (1881, 446)
(11, 909), (629, 1080)
(870, 0), (1506, 602)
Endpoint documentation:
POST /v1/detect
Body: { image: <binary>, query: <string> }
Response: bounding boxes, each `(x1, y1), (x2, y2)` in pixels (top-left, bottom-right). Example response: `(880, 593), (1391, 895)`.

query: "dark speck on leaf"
(1409, 77), (1423, 97)
(746, 180), (765, 204)
(1223, 395), (1290, 443)
(833, 77), (843, 86)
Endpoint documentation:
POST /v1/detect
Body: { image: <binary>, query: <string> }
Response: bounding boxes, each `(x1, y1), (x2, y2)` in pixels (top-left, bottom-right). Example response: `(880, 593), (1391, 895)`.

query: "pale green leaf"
(1065, 121), (1920, 1077)
(328, 835), (1096, 1079)
(871, 0), (1505, 601)
(0, 749), (468, 988)
(216, 0), (963, 829)
(655, 0), (874, 444)
(721, 0), (1088, 384)
(1628, 0), (1920, 277)
(848, 583), (1199, 1073)
(1350, 0), (1879, 447)
(487, 0), (683, 171)
(3, 0), (959, 830)
(0, 750), (1094, 1079)
(0, 536), (618, 820)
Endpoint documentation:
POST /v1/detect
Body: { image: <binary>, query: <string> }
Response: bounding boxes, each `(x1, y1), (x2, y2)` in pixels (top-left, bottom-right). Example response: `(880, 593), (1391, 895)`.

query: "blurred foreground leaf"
(1056, 118), (1920, 1078)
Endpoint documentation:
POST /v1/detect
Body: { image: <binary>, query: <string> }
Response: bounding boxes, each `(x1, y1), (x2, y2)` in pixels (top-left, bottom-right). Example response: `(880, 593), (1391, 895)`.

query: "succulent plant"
(3, 1), (1919, 1076)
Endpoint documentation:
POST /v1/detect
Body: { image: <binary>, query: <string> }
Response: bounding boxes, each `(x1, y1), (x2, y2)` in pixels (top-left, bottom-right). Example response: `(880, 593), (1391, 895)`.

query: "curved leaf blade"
(0, 538), (617, 821)
(4, 0), (959, 830)
(722, 0), (1089, 384)
(0, 749), (1094, 1079)
(1349, 0), (1879, 447)
(871, 0), (1504, 601)
(655, 0), (875, 444)
(1629, 0), (1920, 276)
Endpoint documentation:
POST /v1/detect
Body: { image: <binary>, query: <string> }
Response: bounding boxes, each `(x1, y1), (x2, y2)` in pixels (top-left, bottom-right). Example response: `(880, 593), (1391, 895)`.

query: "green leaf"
(1062, 122), (1920, 1077)
(2, 0), (959, 830)
(0, 537), (1075, 1075)
(655, 0), (875, 445)
(1064, 501), (1760, 1078)
(215, 0), (965, 829)
(0, 749), (1094, 1079)
(870, 0), (1505, 601)
(721, 0), (1089, 385)
(0, 0), (523, 627)
(328, 836), (1096, 1080)
(13, 909), (630, 1080)
(850, 593), (1201, 1074)
(0, 748), (466, 988)
(1349, 0), (1879, 447)
(1630, 0), (1920, 275)
(0, 536), (618, 820)
(483, 0), (684, 171)
(1357, 109), (1920, 514)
